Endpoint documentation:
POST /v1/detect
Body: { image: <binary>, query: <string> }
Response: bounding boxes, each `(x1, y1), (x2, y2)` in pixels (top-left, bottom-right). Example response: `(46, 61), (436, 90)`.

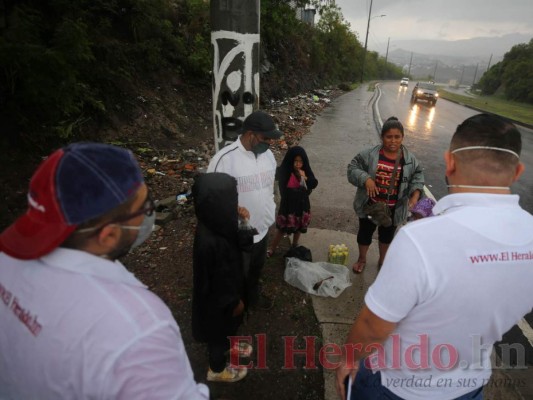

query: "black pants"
(242, 235), (268, 307)
(208, 315), (242, 372)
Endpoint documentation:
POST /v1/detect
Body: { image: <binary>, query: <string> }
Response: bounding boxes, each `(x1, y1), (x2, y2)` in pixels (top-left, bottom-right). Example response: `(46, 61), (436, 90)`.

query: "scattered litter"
(312, 276), (334, 291)
(176, 189), (192, 204)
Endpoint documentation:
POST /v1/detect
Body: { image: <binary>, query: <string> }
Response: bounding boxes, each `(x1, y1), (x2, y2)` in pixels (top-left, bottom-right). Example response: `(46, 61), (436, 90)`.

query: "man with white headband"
(336, 113), (533, 400)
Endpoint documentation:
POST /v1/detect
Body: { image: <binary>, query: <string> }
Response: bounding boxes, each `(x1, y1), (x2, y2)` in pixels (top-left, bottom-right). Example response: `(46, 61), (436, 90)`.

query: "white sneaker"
(207, 366), (247, 383)
(228, 342), (254, 358)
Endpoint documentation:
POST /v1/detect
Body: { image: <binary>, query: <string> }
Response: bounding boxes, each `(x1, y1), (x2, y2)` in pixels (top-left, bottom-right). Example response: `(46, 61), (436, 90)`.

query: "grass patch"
(439, 90), (533, 127)
(338, 82), (358, 91)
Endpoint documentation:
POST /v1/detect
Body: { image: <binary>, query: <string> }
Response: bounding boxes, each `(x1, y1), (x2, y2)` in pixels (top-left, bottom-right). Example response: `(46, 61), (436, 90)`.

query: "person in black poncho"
(191, 172), (253, 383)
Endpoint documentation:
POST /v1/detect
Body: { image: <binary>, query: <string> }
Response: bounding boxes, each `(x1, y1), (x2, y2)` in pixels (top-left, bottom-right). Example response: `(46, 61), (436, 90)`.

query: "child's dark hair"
(381, 116), (404, 137)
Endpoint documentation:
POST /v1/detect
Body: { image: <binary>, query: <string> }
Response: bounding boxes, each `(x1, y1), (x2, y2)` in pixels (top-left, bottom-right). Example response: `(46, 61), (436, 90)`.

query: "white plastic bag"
(284, 257), (352, 298)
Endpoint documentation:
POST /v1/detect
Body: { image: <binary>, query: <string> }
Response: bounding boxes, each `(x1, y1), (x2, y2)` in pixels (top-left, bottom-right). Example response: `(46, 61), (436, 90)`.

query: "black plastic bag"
(238, 222), (258, 253)
(284, 245), (312, 262)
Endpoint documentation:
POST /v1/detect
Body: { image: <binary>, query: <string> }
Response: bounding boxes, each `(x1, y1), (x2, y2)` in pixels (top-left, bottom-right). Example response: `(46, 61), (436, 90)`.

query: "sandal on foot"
(352, 259), (366, 274)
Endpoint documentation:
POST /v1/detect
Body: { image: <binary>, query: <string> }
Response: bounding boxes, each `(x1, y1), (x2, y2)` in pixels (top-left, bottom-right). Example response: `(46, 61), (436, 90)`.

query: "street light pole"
(384, 36), (390, 78)
(360, 0), (385, 83)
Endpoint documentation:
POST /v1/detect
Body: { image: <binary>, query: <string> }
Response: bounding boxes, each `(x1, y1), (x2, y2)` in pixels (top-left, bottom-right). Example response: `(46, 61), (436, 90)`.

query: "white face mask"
(451, 145), (519, 158)
(446, 146), (519, 191)
(118, 211), (156, 249)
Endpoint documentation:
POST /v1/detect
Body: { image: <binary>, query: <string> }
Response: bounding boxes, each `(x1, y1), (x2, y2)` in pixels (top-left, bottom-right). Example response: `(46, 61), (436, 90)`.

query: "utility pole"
(360, 0), (385, 83)
(459, 65), (465, 86)
(360, 0), (373, 83)
(210, 0), (260, 151)
(407, 52), (413, 76)
(472, 63), (479, 86)
(384, 37), (390, 79)
(487, 53), (493, 72)
(433, 60), (438, 82)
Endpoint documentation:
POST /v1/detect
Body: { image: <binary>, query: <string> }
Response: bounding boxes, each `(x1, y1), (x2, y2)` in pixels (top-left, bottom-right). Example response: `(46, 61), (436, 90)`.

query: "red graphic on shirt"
(0, 281), (42, 337)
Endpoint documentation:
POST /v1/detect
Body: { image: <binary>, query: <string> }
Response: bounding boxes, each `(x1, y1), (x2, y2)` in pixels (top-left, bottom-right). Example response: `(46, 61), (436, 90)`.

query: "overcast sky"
(334, 0), (533, 54)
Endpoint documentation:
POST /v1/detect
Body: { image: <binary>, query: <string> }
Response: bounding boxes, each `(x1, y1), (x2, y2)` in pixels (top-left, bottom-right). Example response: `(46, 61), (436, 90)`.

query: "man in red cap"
(0, 142), (208, 399)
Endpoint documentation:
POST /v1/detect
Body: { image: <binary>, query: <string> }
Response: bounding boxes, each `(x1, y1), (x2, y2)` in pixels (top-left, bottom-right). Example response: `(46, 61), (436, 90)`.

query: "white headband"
(451, 146), (519, 158)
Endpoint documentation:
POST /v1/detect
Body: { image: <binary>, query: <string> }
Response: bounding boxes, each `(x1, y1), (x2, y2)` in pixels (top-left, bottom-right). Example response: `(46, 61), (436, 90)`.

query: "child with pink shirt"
(268, 146), (318, 257)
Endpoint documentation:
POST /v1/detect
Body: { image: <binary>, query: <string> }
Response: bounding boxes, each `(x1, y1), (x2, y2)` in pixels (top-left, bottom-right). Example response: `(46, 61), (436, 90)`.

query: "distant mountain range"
(381, 33), (532, 85)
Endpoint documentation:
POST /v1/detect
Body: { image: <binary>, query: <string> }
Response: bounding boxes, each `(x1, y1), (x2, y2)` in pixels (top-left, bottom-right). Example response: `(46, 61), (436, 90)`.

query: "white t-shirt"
(0, 248), (209, 400)
(365, 193), (533, 400)
(207, 137), (277, 242)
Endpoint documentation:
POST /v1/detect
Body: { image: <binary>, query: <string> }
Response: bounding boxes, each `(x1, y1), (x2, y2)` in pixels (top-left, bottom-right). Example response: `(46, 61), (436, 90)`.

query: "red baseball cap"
(0, 143), (143, 260)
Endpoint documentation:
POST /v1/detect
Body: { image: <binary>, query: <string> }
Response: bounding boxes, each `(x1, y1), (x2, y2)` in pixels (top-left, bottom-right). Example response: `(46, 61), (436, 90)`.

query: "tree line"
(0, 0), (428, 148)
(477, 39), (533, 103)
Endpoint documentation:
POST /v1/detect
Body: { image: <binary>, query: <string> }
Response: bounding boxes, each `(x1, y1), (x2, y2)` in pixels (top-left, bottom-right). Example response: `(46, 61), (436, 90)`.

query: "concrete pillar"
(211, 0), (260, 151)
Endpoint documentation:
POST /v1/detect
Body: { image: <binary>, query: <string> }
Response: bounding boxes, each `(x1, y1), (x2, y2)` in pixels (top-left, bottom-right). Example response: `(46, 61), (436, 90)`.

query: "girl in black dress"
(267, 146), (318, 257)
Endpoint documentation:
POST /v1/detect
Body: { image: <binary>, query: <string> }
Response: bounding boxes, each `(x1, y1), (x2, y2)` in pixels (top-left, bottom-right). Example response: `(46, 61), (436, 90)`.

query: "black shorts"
(357, 217), (397, 245)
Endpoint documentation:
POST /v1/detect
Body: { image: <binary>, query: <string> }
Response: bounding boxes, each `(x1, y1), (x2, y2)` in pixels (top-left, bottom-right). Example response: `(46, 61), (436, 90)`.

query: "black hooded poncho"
(191, 172), (245, 343)
(275, 146), (318, 234)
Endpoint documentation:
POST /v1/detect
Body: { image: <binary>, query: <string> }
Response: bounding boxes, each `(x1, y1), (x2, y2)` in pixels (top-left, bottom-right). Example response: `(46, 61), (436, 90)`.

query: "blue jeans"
(350, 359), (483, 400)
